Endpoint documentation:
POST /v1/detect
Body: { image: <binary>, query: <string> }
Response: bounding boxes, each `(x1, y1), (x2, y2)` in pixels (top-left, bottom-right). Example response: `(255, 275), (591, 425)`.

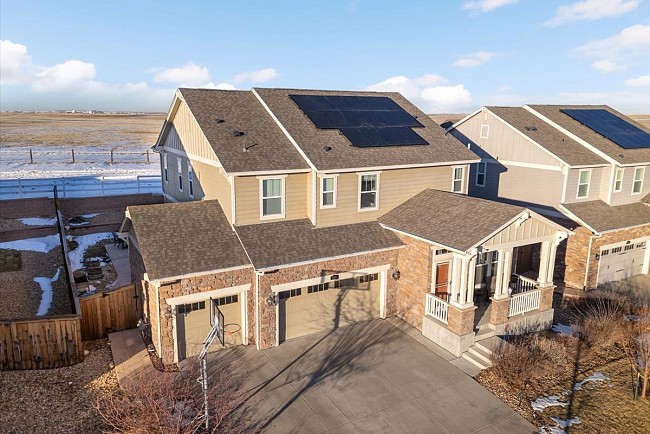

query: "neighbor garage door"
(597, 240), (647, 285)
(176, 294), (242, 360)
(278, 273), (382, 342)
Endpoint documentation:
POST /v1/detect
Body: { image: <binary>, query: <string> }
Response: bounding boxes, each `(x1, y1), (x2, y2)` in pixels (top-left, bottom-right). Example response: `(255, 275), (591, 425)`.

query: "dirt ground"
(0, 339), (119, 434)
(0, 112), (164, 148)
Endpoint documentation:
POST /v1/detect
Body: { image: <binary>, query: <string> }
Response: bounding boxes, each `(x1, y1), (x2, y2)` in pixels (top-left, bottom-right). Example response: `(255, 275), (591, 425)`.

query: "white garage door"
(278, 273), (382, 342)
(597, 240), (647, 285)
(176, 294), (242, 360)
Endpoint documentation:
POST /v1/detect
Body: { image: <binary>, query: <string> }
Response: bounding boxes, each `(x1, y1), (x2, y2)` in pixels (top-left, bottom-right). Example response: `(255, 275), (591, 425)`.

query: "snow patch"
(0, 234), (60, 253)
(551, 323), (574, 335)
(19, 217), (57, 226)
(540, 416), (581, 434)
(68, 232), (113, 271)
(34, 268), (61, 316)
(573, 372), (609, 391)
(531, 395), (568, 412)
(82, 213), (100, 218)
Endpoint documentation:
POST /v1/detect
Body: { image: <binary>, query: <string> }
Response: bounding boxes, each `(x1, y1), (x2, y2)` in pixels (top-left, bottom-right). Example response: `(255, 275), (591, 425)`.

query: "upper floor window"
(321, 176), (337, 208)
(163, 153), (168, 183)
(577, 169), (591, 198)
(633, 167), (645, 194)
(613, 168), (623, 193)
(188, 164), (194, 197)
(480, 124), (489, 139)
(359, 173), (379, 210)
(177, 157), (183, 191)
(452, 167), (465, 193)
(260, 177), (284, 218)
(475, 162), (487, 187)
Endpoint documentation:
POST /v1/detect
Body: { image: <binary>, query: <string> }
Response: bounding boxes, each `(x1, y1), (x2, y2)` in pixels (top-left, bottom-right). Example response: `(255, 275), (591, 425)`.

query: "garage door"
(176, 294), (242, 360)
(598, 240), (647, 285)
(278, 273), (382, 342)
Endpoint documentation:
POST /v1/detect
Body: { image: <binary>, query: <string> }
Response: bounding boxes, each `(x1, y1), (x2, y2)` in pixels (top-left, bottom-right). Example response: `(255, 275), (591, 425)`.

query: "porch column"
(537, 241), (551, 286)
(496, 249), (512, 300)
(466, 255), (476, 304)
(545, 241), (559, 285)
(494, 249), (504, 297)
(458, 257), (469, 305)
(449, 256), (461, 304)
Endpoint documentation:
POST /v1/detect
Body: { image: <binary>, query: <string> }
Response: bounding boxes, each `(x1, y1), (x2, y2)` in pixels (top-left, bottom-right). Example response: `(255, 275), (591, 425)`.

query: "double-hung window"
(177, 157), (183, 191)
(359, 173), (379, 210)
(188, 165), (194, 197)
(475, 162), (486, 187)
(163, 153), (168, 183)
(632, 167), (645, 194)
(261, 177), (284, 218)
(452, 167), (464, 193)
(577, 169), (590, 198)
(613, 168), (623, 193)
(321, 176), (336, 208)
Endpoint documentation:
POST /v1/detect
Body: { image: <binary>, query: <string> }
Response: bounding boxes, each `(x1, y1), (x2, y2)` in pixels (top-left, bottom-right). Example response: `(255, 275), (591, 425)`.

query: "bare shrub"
(94, 364), (251, 433)
(622, 306), (650, 399)
(574, 291), (627, 349)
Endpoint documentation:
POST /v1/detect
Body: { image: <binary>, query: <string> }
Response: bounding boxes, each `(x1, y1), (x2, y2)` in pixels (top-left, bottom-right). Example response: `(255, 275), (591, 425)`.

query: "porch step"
(475, 324), (496, 341)
(461, 345), (492, 370)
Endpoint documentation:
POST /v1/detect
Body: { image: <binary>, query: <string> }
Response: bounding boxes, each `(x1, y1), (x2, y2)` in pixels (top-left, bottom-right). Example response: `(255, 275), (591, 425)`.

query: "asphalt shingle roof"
(178, 88), (309, 174)
(487, 107), (608, 167)
(562, 200), (650, 233)
(253, 88), (478, 171)
(527, 105), (650, 165)
(380, 189), (525, 251)
(128, 200), (250, 281)
(235, 219), (404, 269)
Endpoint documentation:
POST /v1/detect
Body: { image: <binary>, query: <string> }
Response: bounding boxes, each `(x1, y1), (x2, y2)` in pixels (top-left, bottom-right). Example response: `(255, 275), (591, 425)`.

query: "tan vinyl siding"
(316, 166), (462, 227)
(455, 110), (560, 166)
(165, 102), (218, 162)
(610, 165), (650, 206)
(306, 171), (314, 222)
(564, 167), (605, 204)
(599, 166), (612, 202)
(483, 217), (555, 247)
(190, 160), (233, 222)
(484, 164), (564, 209)
(234, 173), (308, 225)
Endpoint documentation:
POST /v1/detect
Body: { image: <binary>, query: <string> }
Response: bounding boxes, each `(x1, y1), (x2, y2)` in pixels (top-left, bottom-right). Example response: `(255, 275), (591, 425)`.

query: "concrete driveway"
(204, 318), (536, 434)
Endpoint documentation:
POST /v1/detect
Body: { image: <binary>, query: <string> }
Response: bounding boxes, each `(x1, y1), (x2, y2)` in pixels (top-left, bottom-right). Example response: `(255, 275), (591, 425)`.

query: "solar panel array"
(560, 109), (650, 150)
(289, 94), (428, 148)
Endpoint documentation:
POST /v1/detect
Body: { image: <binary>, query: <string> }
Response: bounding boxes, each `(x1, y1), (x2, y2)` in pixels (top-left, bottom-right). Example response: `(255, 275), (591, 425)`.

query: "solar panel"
(290, 94), (428, 148)
(560, 109), (650, 149)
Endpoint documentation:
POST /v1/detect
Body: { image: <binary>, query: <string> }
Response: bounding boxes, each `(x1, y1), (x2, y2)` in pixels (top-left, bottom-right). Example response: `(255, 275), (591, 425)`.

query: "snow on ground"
(531, 395), (568, 412)
(68, 233), (113, 271)
(551, 323), (574, 335)
(81, 213), (99, 218)
(0, 234), (60, 253)
(573, 372), (609, 391)
(34, 268), (61, 316)
(19, 217), (57, 226)
(540, 416), (581, 434)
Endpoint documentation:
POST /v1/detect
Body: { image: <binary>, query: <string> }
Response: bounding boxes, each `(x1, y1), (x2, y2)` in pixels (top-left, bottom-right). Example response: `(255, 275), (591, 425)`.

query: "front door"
(434, 262), (450, 301)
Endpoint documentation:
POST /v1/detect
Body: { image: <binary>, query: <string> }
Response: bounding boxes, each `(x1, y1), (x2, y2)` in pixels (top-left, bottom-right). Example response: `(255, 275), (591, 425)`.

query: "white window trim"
(452, 166), (465, 193)
(319, 174), (338, 209)
(177, 157), (183, 192)
(632, 166), (645, 195)
(258, 175), (287, 220)
(188, 164), (194, 198)
(475, 162), (486, 187)
(163, 153), (168, 183)
(576, 169), (591, 199)
(480, 124), (489, 139)
(357, 172), (381, 212)
(613, 167), (623, 193)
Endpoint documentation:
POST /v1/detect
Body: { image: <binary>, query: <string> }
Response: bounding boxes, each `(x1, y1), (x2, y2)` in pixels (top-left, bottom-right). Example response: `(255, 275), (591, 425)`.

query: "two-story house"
(448, 105), (650, 290)
(122, 88), (569, 366)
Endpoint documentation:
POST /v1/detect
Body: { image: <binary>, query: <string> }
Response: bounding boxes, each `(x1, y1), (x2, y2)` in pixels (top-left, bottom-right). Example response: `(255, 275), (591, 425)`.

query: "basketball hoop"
(224, 323), (241, 336)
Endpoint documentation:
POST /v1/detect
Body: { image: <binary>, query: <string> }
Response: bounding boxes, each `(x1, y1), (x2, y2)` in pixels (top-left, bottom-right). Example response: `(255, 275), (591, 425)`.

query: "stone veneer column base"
(422, 315), (475, 357)
(490, 297), (510, 326)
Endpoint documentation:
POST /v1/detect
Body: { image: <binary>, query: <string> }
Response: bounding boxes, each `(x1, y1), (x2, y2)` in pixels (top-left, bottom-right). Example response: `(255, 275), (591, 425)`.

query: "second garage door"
(597, 240), (647, 285)
(278, 273), (382, 342)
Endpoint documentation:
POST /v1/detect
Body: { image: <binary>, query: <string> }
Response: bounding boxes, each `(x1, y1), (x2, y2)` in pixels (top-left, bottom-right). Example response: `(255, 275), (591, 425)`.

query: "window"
(307, 283), (329, 294)
(480, 124), (489, 139)
(452, 167), (465, 193)
(177, 157), (183, 191)
(577, 170), (591, 198)
(359, 173), (378, 210)
(613, 168), (623, 192)
(435, 249), (449, 255)
(321, 176), (336, 208)
(611, 247), (622, 254)
(163, 153), (168, 183)
(214, 295), (238, 306)
(188, 165), (194, 197)
(177, 301), (205, 314)
(475, 252), (488, 285)
(278, 288), (301, 300)
(359, 273), (379, 283)
(624, 244), (634, 251)
(600, 249), (609, 256)
(636, 242), (646, 248)
(333, 277), (356, 288)
(632, 167), (645, 194)
(475, 162), (487, 187)
(260, 177), (284, 218)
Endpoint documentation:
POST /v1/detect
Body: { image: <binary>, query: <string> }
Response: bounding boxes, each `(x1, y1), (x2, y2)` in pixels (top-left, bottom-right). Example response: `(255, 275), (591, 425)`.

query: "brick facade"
(565, 224), (649, 290)
(256, 250), (401, 350)
(447, 305), (475, 335)
(393, 233), (432, 330)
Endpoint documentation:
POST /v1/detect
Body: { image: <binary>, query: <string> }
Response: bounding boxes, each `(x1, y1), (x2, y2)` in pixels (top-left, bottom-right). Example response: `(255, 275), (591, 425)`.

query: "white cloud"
(232, 68), (278, 84)
(452, 51), (498, 68)
(544, 0), (639, 27)
(591, 60), (626, 73)
(366, 75), (472, 113)
(202, 82), (237, 90)
(33, 60), (97, 92)
(574, 24), (650, 58)
(463, 0), (518, 12)
(0, 40), (33, 84)
(152, 63), (211, 87)
(624, 74), (650, 87)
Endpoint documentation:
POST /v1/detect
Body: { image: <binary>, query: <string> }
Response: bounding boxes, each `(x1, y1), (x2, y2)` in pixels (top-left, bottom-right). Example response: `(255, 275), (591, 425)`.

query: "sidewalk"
(105, 243), (131, 289)
(108, 328), (158, 389)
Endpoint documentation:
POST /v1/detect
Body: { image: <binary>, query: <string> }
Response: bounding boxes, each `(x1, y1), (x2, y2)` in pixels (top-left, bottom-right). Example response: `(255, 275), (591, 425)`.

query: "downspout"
(154, 281), (163, 358)
(255, 271), (262, 350)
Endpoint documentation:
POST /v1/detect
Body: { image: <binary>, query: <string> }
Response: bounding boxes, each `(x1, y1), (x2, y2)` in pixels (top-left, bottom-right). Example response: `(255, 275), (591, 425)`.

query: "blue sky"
(1, 0), (649, 113)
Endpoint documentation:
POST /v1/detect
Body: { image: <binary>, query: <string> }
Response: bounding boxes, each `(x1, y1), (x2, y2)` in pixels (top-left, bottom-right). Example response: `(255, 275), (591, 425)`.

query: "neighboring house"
(448, 105), (650, 290)
(121, 88), (569, 365)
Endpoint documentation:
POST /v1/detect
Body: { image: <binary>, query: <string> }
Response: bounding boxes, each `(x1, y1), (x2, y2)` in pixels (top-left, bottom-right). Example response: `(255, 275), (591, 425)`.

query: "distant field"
(0, 112), (165, 148)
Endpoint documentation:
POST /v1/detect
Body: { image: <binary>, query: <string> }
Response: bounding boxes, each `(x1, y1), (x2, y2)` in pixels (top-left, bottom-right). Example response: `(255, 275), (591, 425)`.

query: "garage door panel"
(598, 241), (646, 285)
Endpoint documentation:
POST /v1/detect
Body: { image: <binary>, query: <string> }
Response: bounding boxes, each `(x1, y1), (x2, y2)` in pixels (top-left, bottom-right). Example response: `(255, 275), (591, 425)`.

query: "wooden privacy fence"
(0, 315), (83, 370)
(79, 284), (141, 340)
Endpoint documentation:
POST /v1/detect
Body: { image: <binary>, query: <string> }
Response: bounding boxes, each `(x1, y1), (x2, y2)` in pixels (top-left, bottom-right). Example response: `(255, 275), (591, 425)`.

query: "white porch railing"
(508, 289), (541, 316)
(510, 274), (538, 294)
(426, 293), (449, 324)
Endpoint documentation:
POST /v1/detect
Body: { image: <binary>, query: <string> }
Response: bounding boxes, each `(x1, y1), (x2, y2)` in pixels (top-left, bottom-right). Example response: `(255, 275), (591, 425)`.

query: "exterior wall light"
(392, 270), (401, 280)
